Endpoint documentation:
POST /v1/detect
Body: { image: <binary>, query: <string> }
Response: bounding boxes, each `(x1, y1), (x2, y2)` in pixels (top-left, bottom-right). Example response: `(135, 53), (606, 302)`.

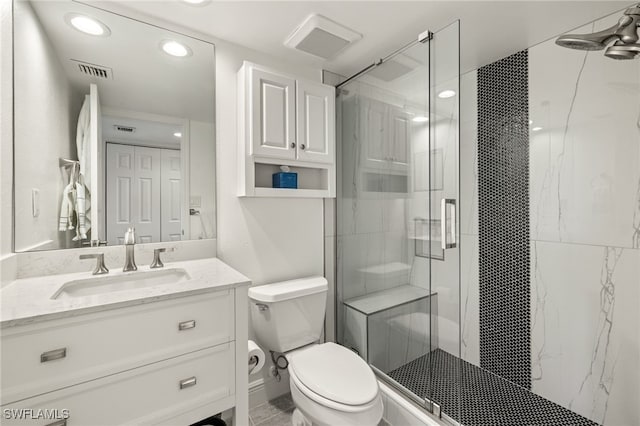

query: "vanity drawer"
(0, 343), (235, 426)
(1, 290), (234, 405)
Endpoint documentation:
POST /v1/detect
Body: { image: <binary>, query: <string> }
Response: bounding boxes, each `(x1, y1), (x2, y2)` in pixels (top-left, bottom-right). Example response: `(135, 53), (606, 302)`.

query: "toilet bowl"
(286, 342), (383, 426)
(248, 277), (383, 426)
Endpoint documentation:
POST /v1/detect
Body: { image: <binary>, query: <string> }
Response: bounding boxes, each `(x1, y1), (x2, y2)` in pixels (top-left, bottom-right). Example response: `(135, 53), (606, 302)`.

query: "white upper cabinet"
(238, 62), (336, 198)
(250, 67), (297, 159)
(361, 99), (412, 173)
(296, 80), (335, 164)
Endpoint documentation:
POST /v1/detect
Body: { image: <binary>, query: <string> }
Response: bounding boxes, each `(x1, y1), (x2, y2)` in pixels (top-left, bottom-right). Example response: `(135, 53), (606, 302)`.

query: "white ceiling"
(27, 0), (215, 122)
(103, 1), (632, 77)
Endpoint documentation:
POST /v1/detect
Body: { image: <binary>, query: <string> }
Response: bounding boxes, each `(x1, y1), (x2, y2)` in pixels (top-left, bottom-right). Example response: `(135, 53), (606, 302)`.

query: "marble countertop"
(1, 257), (250, 328)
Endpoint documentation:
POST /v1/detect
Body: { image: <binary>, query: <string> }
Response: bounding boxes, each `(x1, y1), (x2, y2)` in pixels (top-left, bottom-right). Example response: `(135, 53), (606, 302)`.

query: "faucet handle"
(150, 248), (174, 269)
(124, 227), (136, 245)
(79, 253), (109, 275)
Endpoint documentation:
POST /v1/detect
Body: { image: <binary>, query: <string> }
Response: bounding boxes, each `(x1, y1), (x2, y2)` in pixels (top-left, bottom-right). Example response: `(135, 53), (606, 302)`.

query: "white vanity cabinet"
(238, 61), (336, 198)
(0, 268), (250, 426)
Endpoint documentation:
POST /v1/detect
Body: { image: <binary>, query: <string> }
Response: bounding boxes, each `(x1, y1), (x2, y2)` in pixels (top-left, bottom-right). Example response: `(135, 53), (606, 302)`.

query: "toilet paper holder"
(248, 355), (260, 374)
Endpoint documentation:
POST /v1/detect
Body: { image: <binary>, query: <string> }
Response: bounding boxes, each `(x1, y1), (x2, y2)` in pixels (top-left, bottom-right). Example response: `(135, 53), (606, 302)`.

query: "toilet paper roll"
(248, 340), (265, 375)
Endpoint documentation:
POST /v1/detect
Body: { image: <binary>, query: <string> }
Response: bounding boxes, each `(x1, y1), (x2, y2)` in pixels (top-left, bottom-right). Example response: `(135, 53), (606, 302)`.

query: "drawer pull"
(178, 320), (196, 331)
(41, 348), (67, 363)
(179, 376), (197, 389)
(45, 420), (67, 426)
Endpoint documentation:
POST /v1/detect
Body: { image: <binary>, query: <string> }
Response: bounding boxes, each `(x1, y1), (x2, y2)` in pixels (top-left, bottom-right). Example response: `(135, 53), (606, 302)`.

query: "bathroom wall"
(458, 12), (640, 426)
(528, 15), (639, 426)
(13, 0), (82, 252)
(189, 120), (216, 240)
(213, 33), (325, 402)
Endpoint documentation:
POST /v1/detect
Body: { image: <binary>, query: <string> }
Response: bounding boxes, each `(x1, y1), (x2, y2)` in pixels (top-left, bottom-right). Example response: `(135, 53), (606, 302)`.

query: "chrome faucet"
(79, 253), (109, 275)
(123, 227), (137, 272)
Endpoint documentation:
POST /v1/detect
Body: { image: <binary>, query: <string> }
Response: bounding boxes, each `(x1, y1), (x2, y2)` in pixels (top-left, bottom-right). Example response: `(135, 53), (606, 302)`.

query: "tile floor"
(388, 349), (598, 426)
(248, 393), (390, 426)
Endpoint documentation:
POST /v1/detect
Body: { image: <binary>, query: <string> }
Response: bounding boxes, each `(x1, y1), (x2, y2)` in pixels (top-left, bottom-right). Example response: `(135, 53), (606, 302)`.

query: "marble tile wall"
(458, 11), (639, 425)
(459, 70), (480, 366)
(528, 14), (640, 426)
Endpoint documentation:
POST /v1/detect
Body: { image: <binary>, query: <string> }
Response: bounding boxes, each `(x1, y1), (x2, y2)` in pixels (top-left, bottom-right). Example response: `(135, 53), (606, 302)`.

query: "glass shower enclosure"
(335, 21), (461, 423)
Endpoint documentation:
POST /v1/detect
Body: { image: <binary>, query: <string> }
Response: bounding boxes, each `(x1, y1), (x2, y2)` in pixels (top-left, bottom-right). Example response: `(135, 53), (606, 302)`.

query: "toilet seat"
(288, 342), (379, 412)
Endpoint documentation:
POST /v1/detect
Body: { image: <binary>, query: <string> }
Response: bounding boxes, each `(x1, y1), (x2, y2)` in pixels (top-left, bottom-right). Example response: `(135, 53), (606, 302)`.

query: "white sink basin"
(51, 268), (191, 300)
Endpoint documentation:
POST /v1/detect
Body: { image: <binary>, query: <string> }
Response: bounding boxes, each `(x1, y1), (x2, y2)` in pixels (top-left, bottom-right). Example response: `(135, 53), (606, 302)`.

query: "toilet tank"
(248, 276), (328, 353)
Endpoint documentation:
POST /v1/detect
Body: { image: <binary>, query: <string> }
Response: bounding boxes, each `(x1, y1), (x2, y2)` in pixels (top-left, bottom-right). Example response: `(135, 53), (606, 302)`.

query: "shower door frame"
(333, 21), (462, 425)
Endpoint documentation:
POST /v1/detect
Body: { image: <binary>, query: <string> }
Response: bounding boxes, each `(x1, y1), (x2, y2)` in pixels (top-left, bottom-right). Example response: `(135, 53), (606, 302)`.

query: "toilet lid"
(289, 343), (378, 406)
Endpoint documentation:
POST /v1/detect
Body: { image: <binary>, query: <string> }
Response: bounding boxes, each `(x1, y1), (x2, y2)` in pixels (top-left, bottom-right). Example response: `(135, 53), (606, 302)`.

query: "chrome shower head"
(605, 41), (640, 59)
(555, 25), (618, 50)
(555, 4), (640, 59)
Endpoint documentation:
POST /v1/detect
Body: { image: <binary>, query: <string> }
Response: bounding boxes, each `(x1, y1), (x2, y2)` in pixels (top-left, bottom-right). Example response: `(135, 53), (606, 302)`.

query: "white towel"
(73, 181), (90, 240)
(76, 95), (91, 189)
(73, 94), (92, 239)
(58, 182), (75, 232)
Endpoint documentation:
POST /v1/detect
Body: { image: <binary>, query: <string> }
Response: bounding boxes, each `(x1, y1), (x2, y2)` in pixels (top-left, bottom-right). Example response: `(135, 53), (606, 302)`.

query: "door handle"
(440, 199), (457, 250)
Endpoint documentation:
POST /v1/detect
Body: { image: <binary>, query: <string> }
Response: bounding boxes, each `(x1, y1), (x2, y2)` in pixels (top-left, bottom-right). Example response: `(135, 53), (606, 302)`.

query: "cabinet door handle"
(300, 144), (306, 150)
(178, 320), (196, 331)
(41, 348), (67, 363)
(45, 420), (67, 426)
(290, 142), (296, 148)
(179, 376), (197, 389)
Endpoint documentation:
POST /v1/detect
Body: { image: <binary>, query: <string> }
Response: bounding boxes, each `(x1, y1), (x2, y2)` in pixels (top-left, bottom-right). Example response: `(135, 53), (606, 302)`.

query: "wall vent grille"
(114, 125), (135, 133)
(71, 60), (113, 79)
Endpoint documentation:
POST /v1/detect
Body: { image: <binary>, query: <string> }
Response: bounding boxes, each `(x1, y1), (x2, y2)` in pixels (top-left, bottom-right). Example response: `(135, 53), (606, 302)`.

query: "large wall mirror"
(13, 0), (216, 252)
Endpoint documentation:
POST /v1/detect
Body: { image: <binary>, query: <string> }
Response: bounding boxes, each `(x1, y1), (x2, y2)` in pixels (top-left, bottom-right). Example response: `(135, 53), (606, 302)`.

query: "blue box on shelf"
(272, 171), (298, 189)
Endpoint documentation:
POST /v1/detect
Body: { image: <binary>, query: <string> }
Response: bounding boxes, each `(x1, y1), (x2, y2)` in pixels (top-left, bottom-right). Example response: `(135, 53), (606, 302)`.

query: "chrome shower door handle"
(440, 199), (457, 250)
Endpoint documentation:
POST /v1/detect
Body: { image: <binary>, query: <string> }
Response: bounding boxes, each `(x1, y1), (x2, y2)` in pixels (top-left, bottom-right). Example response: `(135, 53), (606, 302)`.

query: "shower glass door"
(336, 20), (461, 423)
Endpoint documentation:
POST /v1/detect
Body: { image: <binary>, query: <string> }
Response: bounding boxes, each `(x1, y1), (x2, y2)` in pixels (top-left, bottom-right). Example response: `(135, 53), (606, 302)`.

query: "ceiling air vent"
(285, 14), (361, 59)
(71, 60), (113, 79)
(114, 125), (136, 133)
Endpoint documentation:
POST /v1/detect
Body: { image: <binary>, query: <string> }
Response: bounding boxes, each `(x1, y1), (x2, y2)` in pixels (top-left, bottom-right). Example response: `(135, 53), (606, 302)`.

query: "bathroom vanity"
(0, 258), (250, 426)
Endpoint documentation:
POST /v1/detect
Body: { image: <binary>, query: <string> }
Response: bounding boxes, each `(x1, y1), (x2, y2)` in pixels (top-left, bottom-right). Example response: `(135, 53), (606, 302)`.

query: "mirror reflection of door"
(12, 0), (215, 252)
(104, 115), (184, 246)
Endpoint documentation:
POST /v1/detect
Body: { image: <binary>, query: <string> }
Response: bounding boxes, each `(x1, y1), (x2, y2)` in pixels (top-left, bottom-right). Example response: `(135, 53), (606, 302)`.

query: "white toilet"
(248, 276), (383, 426)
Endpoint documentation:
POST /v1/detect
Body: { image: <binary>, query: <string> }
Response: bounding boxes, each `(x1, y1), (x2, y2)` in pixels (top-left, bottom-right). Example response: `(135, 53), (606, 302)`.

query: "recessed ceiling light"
(437, 90), (456, 99)
(65, 13), (110, 37)
(412, 116), (429, 123)
(532, 127), (543, 132)
(181, 0), (211, 5)
(161, 40), (192, 58)
(174, 132), (182, 138)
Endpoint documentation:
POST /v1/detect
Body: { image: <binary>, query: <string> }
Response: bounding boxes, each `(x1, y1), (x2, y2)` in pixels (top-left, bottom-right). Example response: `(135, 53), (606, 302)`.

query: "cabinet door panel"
(388, 108), (411, 172)
(250, 68), (296, 159)
(361, 99), (388, 169)
(296, 81), (335, 164)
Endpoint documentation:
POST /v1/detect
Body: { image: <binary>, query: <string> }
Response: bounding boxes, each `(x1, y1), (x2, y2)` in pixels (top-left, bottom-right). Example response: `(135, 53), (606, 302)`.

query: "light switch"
(32, 188), (40, 217)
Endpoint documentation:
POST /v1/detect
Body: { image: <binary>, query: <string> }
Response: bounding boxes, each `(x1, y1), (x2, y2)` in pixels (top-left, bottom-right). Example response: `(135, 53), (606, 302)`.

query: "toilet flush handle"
(256, 303), (269, 312)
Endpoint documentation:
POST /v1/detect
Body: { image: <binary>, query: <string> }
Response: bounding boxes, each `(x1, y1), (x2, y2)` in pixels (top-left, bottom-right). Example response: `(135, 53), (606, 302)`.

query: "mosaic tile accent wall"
(477, 50), (531, 389)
